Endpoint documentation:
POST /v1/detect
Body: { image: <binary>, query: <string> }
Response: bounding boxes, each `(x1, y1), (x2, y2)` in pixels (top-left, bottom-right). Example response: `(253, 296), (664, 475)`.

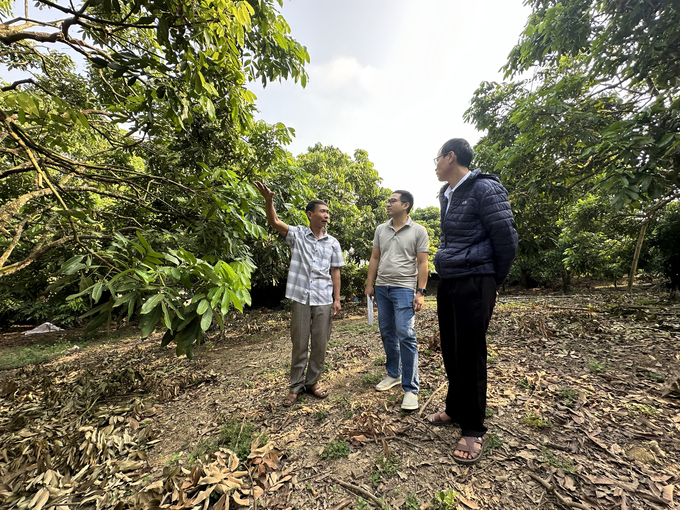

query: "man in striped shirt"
(255, 182), (344, 407)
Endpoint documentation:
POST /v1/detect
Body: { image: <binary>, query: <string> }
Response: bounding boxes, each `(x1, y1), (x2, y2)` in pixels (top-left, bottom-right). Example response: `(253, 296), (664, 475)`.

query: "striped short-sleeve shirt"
(284, 225), (345, 305)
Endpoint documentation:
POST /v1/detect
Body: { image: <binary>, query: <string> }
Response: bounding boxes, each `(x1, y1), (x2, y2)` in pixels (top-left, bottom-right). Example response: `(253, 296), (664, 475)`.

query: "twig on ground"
(382, 434), (424, 451)
(329, 498), (352, 510)
(297, 470), (330, 483)
(418, 382), (447, 417)
(331, 477), (389, 509)
(527, 472), (590, 510)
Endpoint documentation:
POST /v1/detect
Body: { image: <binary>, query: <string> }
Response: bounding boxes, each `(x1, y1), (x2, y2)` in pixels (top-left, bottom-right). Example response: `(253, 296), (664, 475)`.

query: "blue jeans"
(375, 286), (419, 394)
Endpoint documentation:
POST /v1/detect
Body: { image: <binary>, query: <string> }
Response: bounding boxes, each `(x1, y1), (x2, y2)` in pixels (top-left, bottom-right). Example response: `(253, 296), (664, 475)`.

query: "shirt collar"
(387, 216), (413, 229)
(305, 226), (328, 239)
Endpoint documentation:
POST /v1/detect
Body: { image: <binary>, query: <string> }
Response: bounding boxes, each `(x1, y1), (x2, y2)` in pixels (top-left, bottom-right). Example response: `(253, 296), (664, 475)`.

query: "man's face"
(434, 148), (450, 182)
(307, 204), (330, 229)
(386, 193), (407, 217)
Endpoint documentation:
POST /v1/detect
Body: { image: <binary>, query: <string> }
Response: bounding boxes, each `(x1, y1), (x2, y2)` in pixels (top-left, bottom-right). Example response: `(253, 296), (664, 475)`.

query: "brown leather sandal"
(307, 383), (328, 399)
(427, 411), (455, 426)
(453, 434), (489, 465)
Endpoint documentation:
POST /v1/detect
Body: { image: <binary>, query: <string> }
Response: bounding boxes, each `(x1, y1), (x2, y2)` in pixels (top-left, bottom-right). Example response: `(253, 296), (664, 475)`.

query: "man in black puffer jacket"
(427, 138), (518, 465)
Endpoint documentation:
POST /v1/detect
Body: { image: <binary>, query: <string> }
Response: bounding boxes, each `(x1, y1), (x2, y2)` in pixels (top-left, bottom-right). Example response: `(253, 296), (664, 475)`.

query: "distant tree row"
(464, 0), (680, 295)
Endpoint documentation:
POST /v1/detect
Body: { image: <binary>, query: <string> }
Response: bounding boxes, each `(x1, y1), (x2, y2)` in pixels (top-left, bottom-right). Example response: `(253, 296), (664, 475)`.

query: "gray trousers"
(289, 300), (333, 394)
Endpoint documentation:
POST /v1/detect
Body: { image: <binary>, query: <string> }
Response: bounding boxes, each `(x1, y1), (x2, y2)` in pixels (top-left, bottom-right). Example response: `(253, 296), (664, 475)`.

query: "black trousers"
(437, 274), (496, 437)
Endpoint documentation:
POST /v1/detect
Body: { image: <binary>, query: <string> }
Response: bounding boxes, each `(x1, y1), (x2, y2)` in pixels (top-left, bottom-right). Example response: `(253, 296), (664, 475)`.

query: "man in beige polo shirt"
(365, 190), (429, 410)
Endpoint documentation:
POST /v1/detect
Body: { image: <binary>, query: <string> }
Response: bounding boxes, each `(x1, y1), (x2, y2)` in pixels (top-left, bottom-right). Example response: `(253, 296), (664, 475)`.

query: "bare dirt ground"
(1, 284), (679, 510)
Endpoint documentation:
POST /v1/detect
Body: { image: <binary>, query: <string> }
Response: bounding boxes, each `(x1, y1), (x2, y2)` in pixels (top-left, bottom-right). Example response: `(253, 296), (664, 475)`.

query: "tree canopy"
(1, 0), (312, 355)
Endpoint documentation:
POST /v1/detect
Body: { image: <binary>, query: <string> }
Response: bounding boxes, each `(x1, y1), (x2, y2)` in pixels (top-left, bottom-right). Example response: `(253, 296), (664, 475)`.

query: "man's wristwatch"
(416, 288), (427, 295)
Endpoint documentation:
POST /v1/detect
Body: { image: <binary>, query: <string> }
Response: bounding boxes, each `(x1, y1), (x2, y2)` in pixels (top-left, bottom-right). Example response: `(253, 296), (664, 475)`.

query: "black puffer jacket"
(434, 169), (518, 285)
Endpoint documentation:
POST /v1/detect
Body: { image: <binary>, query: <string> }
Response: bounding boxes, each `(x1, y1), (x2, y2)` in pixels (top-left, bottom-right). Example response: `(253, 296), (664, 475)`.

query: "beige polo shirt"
(373, 217), (429, 288)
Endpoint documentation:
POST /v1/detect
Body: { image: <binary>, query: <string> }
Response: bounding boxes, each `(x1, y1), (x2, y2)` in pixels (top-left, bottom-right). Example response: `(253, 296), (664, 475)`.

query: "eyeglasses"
(386, 198), (403, 205)
(433, 154), (446, 165)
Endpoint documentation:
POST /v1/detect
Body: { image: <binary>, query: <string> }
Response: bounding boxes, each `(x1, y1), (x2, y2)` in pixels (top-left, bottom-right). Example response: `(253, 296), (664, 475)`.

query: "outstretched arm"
(254, 181), (289, 237)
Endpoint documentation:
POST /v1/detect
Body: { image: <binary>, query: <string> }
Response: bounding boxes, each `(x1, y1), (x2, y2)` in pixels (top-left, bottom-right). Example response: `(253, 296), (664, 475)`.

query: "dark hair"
(440, 138), (474, 168)
(306, 200), (327, 213)
(393, 190), (414, 214)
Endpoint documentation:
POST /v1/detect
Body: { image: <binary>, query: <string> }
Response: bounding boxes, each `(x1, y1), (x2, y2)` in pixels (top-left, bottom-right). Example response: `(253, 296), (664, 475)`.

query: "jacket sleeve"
(479, 182), (518, 286)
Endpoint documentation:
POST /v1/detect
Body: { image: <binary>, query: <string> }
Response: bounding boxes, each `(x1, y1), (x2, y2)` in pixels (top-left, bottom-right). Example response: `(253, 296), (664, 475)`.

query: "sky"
(249, 0), (532, 208)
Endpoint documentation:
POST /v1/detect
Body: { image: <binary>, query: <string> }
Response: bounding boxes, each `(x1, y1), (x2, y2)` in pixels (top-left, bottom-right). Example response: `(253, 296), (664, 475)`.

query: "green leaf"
(140, 303), (163, 338)
(196, 298), (210, 315)
(141, 293), (164, 314)
(200, 307), (213, 331)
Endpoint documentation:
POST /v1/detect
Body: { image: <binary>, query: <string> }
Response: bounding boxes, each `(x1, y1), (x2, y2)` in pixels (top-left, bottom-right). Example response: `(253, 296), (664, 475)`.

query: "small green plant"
(423, 349), (432, 356)
(519, 377), (535, 391)
(645, 371), (665, 382)
(540, 448), (575, 474)
(485, 407), (494, 418)
(487, 348), (499, 364)
(627, 403), (658, 418)
(487, 432), (503, 448)
(166, 452), (183, 464)
(361, 373), (382, 386)
(373, 356), (386, 366)
(587, 360), (607, 373)
(315, 409), (328, 422)
(355, 498), (370, 510)
(243, 380), (254, 388)
(320, 440), (350, 459)
(328, 339), (341, 349)
(558, 387), (579, 408)
(405, 493), (420, 510)
(522, 412), (552, 429)
(432, 489), (459, 510)
(217, 418), (267, 462)
(369, 453), (401, 487)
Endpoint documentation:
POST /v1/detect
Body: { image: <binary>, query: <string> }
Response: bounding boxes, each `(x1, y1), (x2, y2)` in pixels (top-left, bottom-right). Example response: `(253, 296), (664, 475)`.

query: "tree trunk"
(627, 221), (649, 293)
(561, 269), (571, 293)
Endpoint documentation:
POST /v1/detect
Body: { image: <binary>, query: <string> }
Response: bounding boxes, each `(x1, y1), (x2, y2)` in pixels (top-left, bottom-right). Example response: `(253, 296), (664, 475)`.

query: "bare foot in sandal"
(283, 392), (299, 407)
(453, 435), (489, 465)
(307, 383), (328, 399)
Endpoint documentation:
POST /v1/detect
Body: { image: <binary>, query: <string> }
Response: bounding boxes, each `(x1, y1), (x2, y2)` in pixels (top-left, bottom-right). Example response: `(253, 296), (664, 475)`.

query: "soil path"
(1, 289), (679, 509)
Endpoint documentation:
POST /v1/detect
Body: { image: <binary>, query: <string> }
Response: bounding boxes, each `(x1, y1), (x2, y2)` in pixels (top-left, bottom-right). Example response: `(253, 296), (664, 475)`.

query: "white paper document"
(367, 296), (374, 325)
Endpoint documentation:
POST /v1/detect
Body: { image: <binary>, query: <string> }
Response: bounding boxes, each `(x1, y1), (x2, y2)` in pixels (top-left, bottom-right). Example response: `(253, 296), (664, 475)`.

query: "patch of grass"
(405, 493), (420, 510)
(315, 409), (328, 422)
(645, 371), (665, 382)
(355, 498), (371, 510)
(485, 407), (494, 418)
(558, 387), (579, 408)
(518, 377), (536, 391)
(487, 348), (499, 364)
(165, 452), (183, 465)
(320, 440), (350, 459)
(487, 432), (503, 448)
(361, 373), (382, 386)
(369, 453), (401, 487)
(336, 323), (373, 334)
(420, 388), (433, 398)
(373, 356), (386, 366)
(243, 380), (254, 388)
(587, 360), (607, 373)
(522, 412), (552, 429)
(217, 418), (267, 462)
(627, 403), (658, 418)
(327, 339), (341, 349)
(0, 341), (74, 370)
(422, 349), (432, 356)
(432, 489), (459, 510)
(540, 448), (575, 474)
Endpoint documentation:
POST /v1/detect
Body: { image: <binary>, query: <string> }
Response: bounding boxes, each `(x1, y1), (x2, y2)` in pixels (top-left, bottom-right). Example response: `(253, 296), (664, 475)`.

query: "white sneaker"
(375, 375), (401, 391)
(401, 392), (419, 411)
